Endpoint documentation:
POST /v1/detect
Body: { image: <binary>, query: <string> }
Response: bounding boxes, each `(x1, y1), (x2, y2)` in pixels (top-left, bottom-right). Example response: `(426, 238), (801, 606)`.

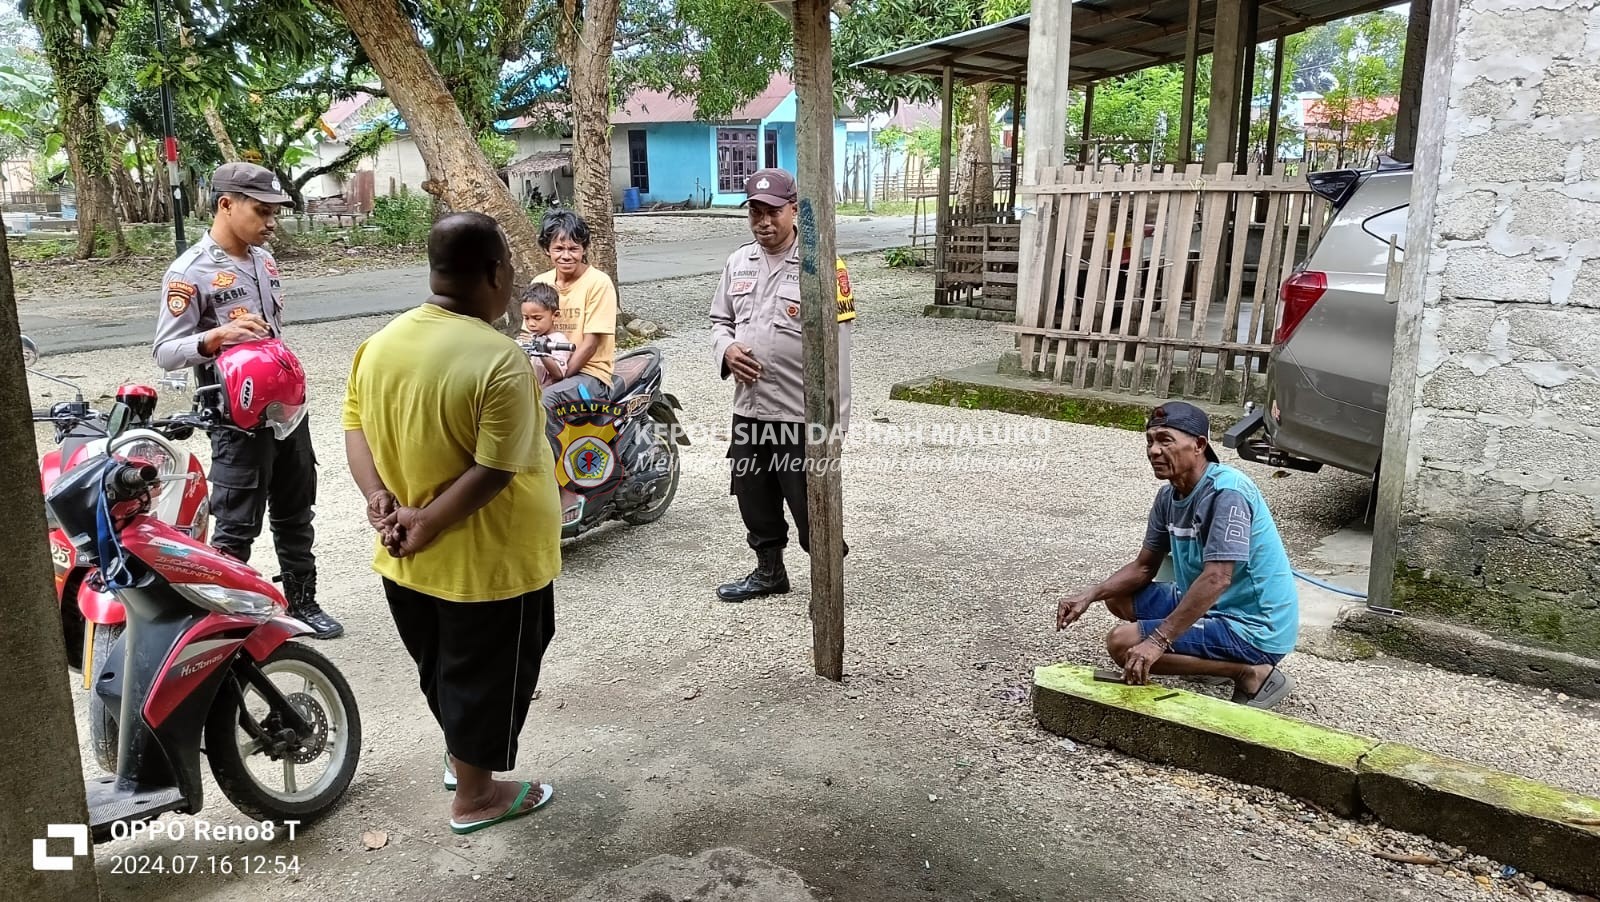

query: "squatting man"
(1054, 402), (1300, 709)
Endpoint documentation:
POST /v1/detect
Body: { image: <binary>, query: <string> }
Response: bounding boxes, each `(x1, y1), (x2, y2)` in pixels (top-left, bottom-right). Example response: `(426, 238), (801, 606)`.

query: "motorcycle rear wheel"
(623, 413), (681, 525)
(206, 641), (361, 823)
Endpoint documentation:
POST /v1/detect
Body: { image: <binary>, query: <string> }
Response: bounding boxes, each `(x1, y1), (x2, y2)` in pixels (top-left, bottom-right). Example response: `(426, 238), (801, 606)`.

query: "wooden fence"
(1006, 161), (1329, 404)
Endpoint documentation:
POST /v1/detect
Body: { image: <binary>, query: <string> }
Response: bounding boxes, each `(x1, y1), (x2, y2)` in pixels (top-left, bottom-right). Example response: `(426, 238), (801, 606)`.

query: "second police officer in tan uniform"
(152, 162), (342, 638)
(710, 168), (855, 602)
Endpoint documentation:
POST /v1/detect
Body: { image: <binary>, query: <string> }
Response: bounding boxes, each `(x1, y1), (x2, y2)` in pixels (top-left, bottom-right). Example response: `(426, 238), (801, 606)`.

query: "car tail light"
(1275, 271), (1328, 344)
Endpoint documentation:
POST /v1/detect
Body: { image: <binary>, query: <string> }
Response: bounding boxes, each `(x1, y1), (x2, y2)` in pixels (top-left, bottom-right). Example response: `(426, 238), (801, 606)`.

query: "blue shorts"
(1132, 583), (1283, 666)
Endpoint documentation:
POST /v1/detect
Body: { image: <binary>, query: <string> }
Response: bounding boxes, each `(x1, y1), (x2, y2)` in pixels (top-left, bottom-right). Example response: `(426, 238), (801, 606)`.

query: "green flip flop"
(448, 781), (554, 836)
(443, 753), (457, 791)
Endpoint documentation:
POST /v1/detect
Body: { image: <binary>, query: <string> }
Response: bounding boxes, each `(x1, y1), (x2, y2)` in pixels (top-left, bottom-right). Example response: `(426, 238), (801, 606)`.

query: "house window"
(717, 127), (759, 193)
(764, 129), (778, 169)
(627, 129), (649, 193)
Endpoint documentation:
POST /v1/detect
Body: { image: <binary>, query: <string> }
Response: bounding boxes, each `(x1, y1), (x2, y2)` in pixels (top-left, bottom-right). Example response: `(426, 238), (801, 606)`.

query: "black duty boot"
(716, 548), (790, 603)
(282, 572), (345, 639)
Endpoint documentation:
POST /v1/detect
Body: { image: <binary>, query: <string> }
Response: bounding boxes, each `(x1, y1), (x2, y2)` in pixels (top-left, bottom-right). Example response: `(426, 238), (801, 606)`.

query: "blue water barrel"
(622, 187), (641, 213)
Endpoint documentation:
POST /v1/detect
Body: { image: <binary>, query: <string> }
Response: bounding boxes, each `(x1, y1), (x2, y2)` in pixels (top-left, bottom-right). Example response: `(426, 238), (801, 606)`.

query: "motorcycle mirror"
(106, 401), (131, 439)
(21, 335), (39, 368)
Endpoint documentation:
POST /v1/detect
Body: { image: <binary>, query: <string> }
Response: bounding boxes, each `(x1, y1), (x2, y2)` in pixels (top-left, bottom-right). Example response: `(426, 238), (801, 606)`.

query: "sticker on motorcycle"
(555, 421), (621, 490)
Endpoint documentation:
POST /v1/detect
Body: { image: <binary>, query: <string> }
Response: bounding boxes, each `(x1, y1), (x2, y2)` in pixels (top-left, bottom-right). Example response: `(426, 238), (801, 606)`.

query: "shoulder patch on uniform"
(166, 280), (197, 317)
(212, 270), (237, 289)
(264, 258), (279, 277)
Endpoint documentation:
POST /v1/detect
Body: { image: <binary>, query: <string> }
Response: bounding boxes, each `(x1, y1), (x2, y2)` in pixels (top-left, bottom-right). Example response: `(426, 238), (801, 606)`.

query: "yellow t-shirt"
(341, 303), (561, 601)
(533, 266), (617, 382)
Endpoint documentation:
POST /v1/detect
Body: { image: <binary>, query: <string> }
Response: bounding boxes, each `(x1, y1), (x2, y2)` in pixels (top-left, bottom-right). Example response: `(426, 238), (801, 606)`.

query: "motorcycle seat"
(611, 348), (662, 399)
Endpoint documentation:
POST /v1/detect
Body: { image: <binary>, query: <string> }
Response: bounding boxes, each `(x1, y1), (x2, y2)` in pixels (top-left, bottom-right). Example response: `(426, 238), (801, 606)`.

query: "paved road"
(22, 215), (915, 354)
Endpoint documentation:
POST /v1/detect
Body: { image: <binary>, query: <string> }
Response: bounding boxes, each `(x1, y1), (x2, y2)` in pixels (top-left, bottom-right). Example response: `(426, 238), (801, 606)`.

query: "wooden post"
(1179, 0), (1201, 163)
(1008, 74), (1024, 219)
(1079, 82), (1096, 164)
(1392, 0), (1432, 163)
(1205, 0), (1245, 171)
(1263, 38), (1286, 175)
(1014, 0), (1072, 367)
(793, 0), (845, 681)
(1370, 0), (1460, 613)
(1235, 0), (1259, 166)
(934, 65), (955, 304)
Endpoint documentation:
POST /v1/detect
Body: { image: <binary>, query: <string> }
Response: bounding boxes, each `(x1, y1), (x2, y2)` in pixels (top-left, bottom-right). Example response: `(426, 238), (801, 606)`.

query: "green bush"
(884, 246), (925, 268)
(368, 193), (434, 245)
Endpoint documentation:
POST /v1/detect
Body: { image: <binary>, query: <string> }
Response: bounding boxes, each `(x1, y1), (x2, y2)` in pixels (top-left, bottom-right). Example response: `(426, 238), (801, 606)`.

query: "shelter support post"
(1014, 0), (1072, 362)
(1080, 82), (1096, 164)
(1180, 0), (1201, 163)
(935, 65), (955, 304)
(1392, 0), (1432, 163)
(1205, 0), (1247, 171)
(1236, 0), (1260, 166)
(1008, 74), (1024, 217)
(1264, 37), (1286, 175)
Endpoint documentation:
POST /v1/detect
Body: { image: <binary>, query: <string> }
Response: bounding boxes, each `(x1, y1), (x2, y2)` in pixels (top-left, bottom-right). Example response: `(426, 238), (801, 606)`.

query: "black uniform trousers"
(207, 417), (317, 578)
(384, 579), (557, 772)
(726, 415), (848, 555)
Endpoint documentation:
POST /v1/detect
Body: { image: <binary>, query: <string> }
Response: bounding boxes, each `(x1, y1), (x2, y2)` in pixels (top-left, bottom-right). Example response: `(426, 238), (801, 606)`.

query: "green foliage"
(905, 124), (941, 164)
(614, 0), (791, 121)
(882, 245), (925, 268)
(1067, 63), (1210, 164)
(367, 192), (434, 245)
(477, 130), (517, 169)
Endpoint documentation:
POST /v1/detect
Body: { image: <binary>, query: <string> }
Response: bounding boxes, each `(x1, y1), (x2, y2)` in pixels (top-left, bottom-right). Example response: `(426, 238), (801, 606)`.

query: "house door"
(627, 130), (649, 193)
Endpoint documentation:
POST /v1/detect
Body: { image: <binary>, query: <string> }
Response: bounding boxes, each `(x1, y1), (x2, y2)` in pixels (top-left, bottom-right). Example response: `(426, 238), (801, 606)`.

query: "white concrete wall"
(1387, 0), (1600, 654)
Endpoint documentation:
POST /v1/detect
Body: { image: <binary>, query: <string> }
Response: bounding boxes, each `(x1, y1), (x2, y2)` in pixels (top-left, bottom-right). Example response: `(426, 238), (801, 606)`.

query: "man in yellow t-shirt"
(342, 212), (561, 835)
(532, 210), (617, 409)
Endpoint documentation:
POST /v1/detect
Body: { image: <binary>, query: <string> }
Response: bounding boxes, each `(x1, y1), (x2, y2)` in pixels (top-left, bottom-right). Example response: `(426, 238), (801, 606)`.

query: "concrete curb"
(1337, 607), (1600, 700)
(1033, 664), (1600, 894)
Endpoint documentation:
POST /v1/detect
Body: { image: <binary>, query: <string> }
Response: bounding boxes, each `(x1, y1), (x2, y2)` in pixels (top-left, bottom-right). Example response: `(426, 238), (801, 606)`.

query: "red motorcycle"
(43, 403), (361, 840)
(25, 336), (211, 772)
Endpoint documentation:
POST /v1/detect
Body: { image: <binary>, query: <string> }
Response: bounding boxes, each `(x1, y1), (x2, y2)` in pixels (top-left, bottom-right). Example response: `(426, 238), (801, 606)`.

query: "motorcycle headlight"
(111, 436), (180, 499)
(175, 584), (279, 618)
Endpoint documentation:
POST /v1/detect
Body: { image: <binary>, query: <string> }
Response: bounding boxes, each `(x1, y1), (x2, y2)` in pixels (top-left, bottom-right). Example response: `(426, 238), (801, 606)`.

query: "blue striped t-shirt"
(1142, 464), (1300, 655)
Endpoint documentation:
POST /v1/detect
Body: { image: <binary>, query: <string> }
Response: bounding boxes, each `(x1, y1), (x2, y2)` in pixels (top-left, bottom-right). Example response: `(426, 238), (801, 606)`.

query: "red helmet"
(214, 338), (308, 440)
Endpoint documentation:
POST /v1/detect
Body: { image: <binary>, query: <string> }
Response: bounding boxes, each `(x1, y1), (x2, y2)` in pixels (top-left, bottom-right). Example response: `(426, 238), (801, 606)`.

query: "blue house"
(608, 74), (848, 208)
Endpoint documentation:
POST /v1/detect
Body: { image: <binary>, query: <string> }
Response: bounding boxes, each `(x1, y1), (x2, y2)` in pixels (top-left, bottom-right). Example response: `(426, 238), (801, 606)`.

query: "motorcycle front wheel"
(88, 623), (124, 774)
(205, 641), (361, 823)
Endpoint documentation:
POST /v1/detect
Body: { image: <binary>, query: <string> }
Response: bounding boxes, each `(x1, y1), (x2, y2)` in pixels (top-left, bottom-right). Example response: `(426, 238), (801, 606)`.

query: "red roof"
(614, 73), (795, 125)
(1301, 96), (1399, 127)
(321, 93), (375, 131)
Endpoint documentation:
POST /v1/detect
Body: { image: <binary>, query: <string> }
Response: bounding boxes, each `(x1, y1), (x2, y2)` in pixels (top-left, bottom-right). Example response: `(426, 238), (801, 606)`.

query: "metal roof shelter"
(858, 0), (1404, 86)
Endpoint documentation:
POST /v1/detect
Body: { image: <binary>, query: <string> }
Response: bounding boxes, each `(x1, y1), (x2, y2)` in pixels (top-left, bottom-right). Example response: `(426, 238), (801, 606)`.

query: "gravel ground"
(28, 254), (1600, 902)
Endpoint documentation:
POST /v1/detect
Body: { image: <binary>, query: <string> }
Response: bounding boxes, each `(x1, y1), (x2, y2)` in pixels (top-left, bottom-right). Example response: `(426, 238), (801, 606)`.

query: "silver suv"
(1225, 165), (1412, 476)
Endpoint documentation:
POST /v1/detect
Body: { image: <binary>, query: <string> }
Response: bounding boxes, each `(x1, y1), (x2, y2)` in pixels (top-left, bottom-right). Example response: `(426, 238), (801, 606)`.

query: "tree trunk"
(558, 0), (622, 290)
(331, 0), (549, 331)
(37, 20), (126, 259)
(954, 84), (995, 211)
(204, 105), (241, 163)
(0, 219), (102, 901)
(107, 128), (144, 224)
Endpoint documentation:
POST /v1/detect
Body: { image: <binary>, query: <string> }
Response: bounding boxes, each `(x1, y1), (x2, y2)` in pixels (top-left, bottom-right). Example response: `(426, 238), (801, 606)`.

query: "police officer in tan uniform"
(152, 161), (342, 638)
(709, 168), (855, 602)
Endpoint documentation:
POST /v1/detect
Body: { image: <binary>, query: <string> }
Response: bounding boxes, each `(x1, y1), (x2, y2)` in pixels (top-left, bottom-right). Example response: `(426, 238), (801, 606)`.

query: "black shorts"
(384, 579), (557, 772)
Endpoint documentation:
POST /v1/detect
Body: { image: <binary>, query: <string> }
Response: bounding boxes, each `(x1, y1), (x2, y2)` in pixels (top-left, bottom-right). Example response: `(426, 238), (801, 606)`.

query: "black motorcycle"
(521, 338), (689, 539)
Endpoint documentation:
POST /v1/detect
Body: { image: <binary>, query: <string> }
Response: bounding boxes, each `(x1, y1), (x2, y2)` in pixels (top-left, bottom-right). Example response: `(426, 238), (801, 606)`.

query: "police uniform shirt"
(153, 233), (285, 372)
(709, 239), (855, 429)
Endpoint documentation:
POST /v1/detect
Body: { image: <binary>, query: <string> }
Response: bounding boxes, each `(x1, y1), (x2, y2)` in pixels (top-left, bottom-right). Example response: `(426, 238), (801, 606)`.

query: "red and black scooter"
(43, 403), (360, 840)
